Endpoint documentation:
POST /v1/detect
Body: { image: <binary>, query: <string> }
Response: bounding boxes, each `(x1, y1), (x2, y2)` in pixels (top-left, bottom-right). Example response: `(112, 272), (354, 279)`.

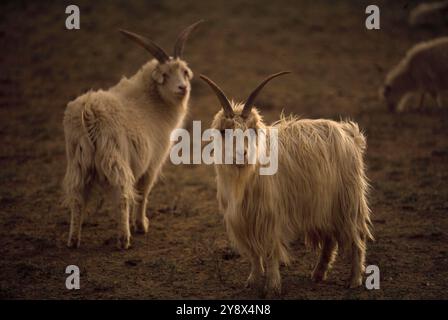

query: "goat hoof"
(136, 217), (149, 234)
(117, 235), (131, 250)
(347, 276), (363, 288)
(257, 287), (268, 299)
(311, 270), (327, 283)
(67, 237), (80, 249)
(260, 282), (281, 299)
(258, 286), (281, 299)
(270, 285), (282, 297)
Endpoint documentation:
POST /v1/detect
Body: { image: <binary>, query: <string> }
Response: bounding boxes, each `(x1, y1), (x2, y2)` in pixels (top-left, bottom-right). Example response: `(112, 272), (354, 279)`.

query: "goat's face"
(211, 104), (264, 174)
(119, 20), (202, 105)
(153, 59), (193, 104)
(201, 72), (290, 175)
(381, 64), (414, 113)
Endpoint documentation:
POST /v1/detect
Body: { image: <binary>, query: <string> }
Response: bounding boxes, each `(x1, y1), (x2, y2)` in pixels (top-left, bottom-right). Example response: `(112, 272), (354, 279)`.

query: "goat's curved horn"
(173, 20), (204, 59)
(200, 75), (234, 118)
(119, 29), (170, 63)
(241, 71), (292, 118)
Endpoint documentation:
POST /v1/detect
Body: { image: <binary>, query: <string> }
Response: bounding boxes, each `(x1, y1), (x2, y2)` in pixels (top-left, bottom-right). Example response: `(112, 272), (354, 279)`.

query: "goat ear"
(152, 69), (164, 84)
(186, 69), (194, 80)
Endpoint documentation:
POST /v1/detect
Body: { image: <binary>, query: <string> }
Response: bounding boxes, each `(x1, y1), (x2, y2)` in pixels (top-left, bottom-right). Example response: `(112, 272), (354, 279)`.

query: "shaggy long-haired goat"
(200, 72), (373, 296)
(63, 21), (202, 249)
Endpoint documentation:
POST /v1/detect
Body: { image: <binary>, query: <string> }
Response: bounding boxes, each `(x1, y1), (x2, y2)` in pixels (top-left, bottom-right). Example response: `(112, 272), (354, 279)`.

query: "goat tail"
(81, 98), (98, 150)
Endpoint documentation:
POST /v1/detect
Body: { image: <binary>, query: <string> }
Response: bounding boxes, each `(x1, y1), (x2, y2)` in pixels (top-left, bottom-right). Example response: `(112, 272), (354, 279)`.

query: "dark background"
(0, 0), (447, 299)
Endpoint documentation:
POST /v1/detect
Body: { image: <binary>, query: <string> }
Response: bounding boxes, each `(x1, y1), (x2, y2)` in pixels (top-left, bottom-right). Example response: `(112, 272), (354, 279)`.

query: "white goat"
(381, 37), (448, 112)
(63, 21), (202, 249)
(200, 73), (373, 296)
(409, 1), (448, 27)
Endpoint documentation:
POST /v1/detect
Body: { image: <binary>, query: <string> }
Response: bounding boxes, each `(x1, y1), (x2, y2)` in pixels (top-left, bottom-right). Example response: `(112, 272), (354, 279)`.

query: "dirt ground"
(1, 0), (447, 299)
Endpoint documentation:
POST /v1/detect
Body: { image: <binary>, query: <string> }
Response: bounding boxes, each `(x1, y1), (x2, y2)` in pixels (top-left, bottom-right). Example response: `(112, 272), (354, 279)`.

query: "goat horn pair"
(200, 71), (291, 118)
(119, 20), (204, 63)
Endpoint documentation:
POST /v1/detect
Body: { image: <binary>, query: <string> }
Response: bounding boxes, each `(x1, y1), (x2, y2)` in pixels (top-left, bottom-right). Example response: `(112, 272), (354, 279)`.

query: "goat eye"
(184, 70), (189, 78)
